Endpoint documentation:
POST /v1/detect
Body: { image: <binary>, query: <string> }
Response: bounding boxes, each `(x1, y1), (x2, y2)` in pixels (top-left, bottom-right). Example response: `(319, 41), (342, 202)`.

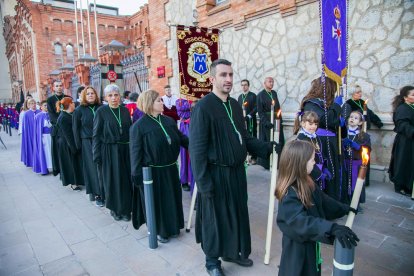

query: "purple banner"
(321, 0), (347, 84)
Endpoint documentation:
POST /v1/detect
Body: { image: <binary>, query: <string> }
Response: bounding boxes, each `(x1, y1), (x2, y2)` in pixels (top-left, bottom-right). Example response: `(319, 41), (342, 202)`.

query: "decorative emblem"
(187, 42), (212, 82)
(332, 5), (342, 62)
(107, 70), (117, 82)
(177, 30), (187, 40)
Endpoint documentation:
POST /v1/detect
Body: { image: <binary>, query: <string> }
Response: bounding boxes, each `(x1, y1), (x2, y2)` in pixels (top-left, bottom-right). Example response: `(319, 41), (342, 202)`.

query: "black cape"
(389, 103), (414, 194)
(56, 112), (83, 186)
(47, 94), (68, 175)
(73, 104), (103, 196)
(277, 185), (349, 276)
(130, 114), (189, 237)
(189, 92), (271, 259)
(237, 91), (257, 138)
(342, 99), (383, 129)
(93, 105), (132, 216)
(303, 99), (348, 203)
(256, 89), (285, 169)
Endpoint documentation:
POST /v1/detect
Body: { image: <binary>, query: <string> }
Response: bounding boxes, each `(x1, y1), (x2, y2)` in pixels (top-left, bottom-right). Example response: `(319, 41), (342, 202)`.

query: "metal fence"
(121, 52), (149, 94)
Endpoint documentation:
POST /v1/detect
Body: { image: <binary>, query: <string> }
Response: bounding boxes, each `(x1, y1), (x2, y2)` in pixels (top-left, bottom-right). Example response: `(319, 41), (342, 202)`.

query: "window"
(54, 43), (63, 67)
(78, 44), (84, 56)
(66, 44), (74, 64)
(216, 0), (227, 4)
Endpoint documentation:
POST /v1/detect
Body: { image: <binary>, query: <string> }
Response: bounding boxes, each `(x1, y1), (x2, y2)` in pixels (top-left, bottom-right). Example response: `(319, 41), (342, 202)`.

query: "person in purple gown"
(176, 98), (194, 192)
(33, 101), (52, 174)
(21, 98), (40, 167)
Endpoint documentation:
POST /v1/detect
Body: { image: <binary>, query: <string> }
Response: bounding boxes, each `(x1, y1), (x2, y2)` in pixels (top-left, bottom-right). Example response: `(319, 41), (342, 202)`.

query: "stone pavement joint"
(0, 131), (413, 275)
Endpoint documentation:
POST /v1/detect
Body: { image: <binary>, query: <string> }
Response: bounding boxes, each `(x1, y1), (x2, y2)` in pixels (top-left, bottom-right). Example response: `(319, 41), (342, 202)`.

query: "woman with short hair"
(93, 84), (132, 221)
(130, 89), (188, 243)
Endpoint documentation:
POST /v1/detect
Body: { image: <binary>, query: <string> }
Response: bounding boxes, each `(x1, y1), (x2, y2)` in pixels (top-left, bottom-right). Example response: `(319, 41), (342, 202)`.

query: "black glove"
(270, 141), (282, 154)
(349, 206), (358, 214)
(330, 224), (359, 249)
(265, 122), (274, 129)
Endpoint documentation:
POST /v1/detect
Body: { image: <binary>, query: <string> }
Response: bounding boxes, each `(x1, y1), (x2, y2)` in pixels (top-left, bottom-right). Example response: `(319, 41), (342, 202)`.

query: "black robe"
(93, 105), (132, 216)
(343, 132), (371, 203)
(256, 89), (285, 169)
(389, 103), (414, 194)
(277, 185), (349, 276)
(56, 112), (83, 186)
(296, 133), (325, 187)
(303, 99), (348, 203)
(237, 91), (257, 139)
(189, 92), (271, 259)
(73, 104), (103, 196)
(130, 114), (189, 237)
(342, 99), (383, 129)
(47, 94), (68, 176)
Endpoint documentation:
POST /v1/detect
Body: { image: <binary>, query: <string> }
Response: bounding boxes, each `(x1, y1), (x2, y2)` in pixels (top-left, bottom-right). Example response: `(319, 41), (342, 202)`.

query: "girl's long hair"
(293, 110), (320, 135)
(392, 86), (414, 112)
(299, 76), (337, 111)
(275, 140), (315, 208)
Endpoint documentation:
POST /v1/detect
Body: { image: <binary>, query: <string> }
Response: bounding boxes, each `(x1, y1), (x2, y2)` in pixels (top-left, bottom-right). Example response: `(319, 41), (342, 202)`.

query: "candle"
(242, 101), (247, 118)
(345, 147), (369, 228)
(362, 99), (368, 132)
(264, 109), (281, 265)
(270, 100), (275, 145)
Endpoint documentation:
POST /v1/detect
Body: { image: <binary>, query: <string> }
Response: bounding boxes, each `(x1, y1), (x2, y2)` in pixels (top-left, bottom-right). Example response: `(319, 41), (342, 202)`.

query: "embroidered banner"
(321, 0), (347, 84)
(176, 25), (219, 100)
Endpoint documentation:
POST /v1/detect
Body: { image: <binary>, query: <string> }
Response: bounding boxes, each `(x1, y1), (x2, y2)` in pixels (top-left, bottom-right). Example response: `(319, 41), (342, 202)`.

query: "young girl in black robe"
(130, 90), (188, 243)
(342, 111), (371, 205)
(56, 97), (83, 191)
(275, 140), (359, 276)
(294, 111), (332, 190)
(389, 86), (414, 197)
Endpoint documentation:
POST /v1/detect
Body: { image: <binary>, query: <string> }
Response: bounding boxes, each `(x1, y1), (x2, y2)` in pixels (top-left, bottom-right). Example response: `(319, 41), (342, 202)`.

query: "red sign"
(157, 66), (165, 78)
(107, 70), (118, 82)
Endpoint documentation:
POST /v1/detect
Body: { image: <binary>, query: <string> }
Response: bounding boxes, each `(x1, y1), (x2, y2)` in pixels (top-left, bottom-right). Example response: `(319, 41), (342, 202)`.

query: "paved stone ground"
(0, 130), (413, 276)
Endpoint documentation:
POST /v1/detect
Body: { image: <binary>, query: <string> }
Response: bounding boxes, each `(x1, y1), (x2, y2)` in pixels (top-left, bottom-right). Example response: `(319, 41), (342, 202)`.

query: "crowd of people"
(2, 58), (413, 276)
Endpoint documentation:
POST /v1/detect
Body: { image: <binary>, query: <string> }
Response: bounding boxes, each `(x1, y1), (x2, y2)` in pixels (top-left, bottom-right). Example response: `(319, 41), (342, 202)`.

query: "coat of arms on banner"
(187, 42), (212, 83)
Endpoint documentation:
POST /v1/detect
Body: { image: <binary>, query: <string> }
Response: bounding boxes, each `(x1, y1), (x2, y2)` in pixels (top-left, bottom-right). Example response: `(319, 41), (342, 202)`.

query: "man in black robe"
(237, 79), (257, 164)
(256, 77), (285, 169)
(46, 80), (68, 176)
(189, 59), (280, 276)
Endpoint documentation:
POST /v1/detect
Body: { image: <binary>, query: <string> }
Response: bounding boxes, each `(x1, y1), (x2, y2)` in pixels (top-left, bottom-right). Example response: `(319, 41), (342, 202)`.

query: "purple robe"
(21, 109), (40, 167)
(132, 108), (145, 123)
(33, 112), (52, 174)
(176, 99), (195, 191)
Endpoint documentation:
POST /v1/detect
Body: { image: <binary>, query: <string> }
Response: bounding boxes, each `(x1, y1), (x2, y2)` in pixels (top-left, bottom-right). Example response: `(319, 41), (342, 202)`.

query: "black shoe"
(157, 235), (169, 243)
(71, 185), (82, 191)
(182, 183), (190, 191)
(95, 196), (104, 207)
(221, 257), (253, 267)
(121, 214), (131, 221)
(110, 211), (121, 221)
(206, 267), (225, 276)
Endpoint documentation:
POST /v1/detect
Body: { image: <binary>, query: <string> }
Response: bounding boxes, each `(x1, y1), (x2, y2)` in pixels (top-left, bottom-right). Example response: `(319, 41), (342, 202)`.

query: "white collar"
(298, 128), (317, 139)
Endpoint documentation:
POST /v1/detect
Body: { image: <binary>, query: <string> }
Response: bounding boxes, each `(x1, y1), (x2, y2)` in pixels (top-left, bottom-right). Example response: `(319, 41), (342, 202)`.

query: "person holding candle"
(21, 98), (40, 167)
(93, 84), (132, 221)
(130, 89), (189, 243)
(257, 77), (285, 170)
(389, 86), (414, 197)
(33, 101), (52, 175)
(299, 76), (347, 203)
(342, 85), (383, 130)
(294, 111), (332, 190)
(189, 59), (281, 276)
(237, 79), (258, 165)
(73, 86), (104, 206)
(275, 140), (359, 276)
(342, 111), (371, 207)
(56, 97), (83, 191)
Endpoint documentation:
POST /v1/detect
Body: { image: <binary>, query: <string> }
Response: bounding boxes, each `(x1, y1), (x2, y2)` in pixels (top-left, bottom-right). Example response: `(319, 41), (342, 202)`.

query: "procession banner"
(176, 25), (219, 100)
(321, 0), (347, 84)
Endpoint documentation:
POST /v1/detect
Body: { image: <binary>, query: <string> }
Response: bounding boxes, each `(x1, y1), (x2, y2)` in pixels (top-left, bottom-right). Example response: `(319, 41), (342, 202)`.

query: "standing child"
(33, 101), (52, 174)
(275, 140), (359, 276)
(294, 111), (332, 190)
(343, 111), (371, 206)
(21, 98), (40, 167)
